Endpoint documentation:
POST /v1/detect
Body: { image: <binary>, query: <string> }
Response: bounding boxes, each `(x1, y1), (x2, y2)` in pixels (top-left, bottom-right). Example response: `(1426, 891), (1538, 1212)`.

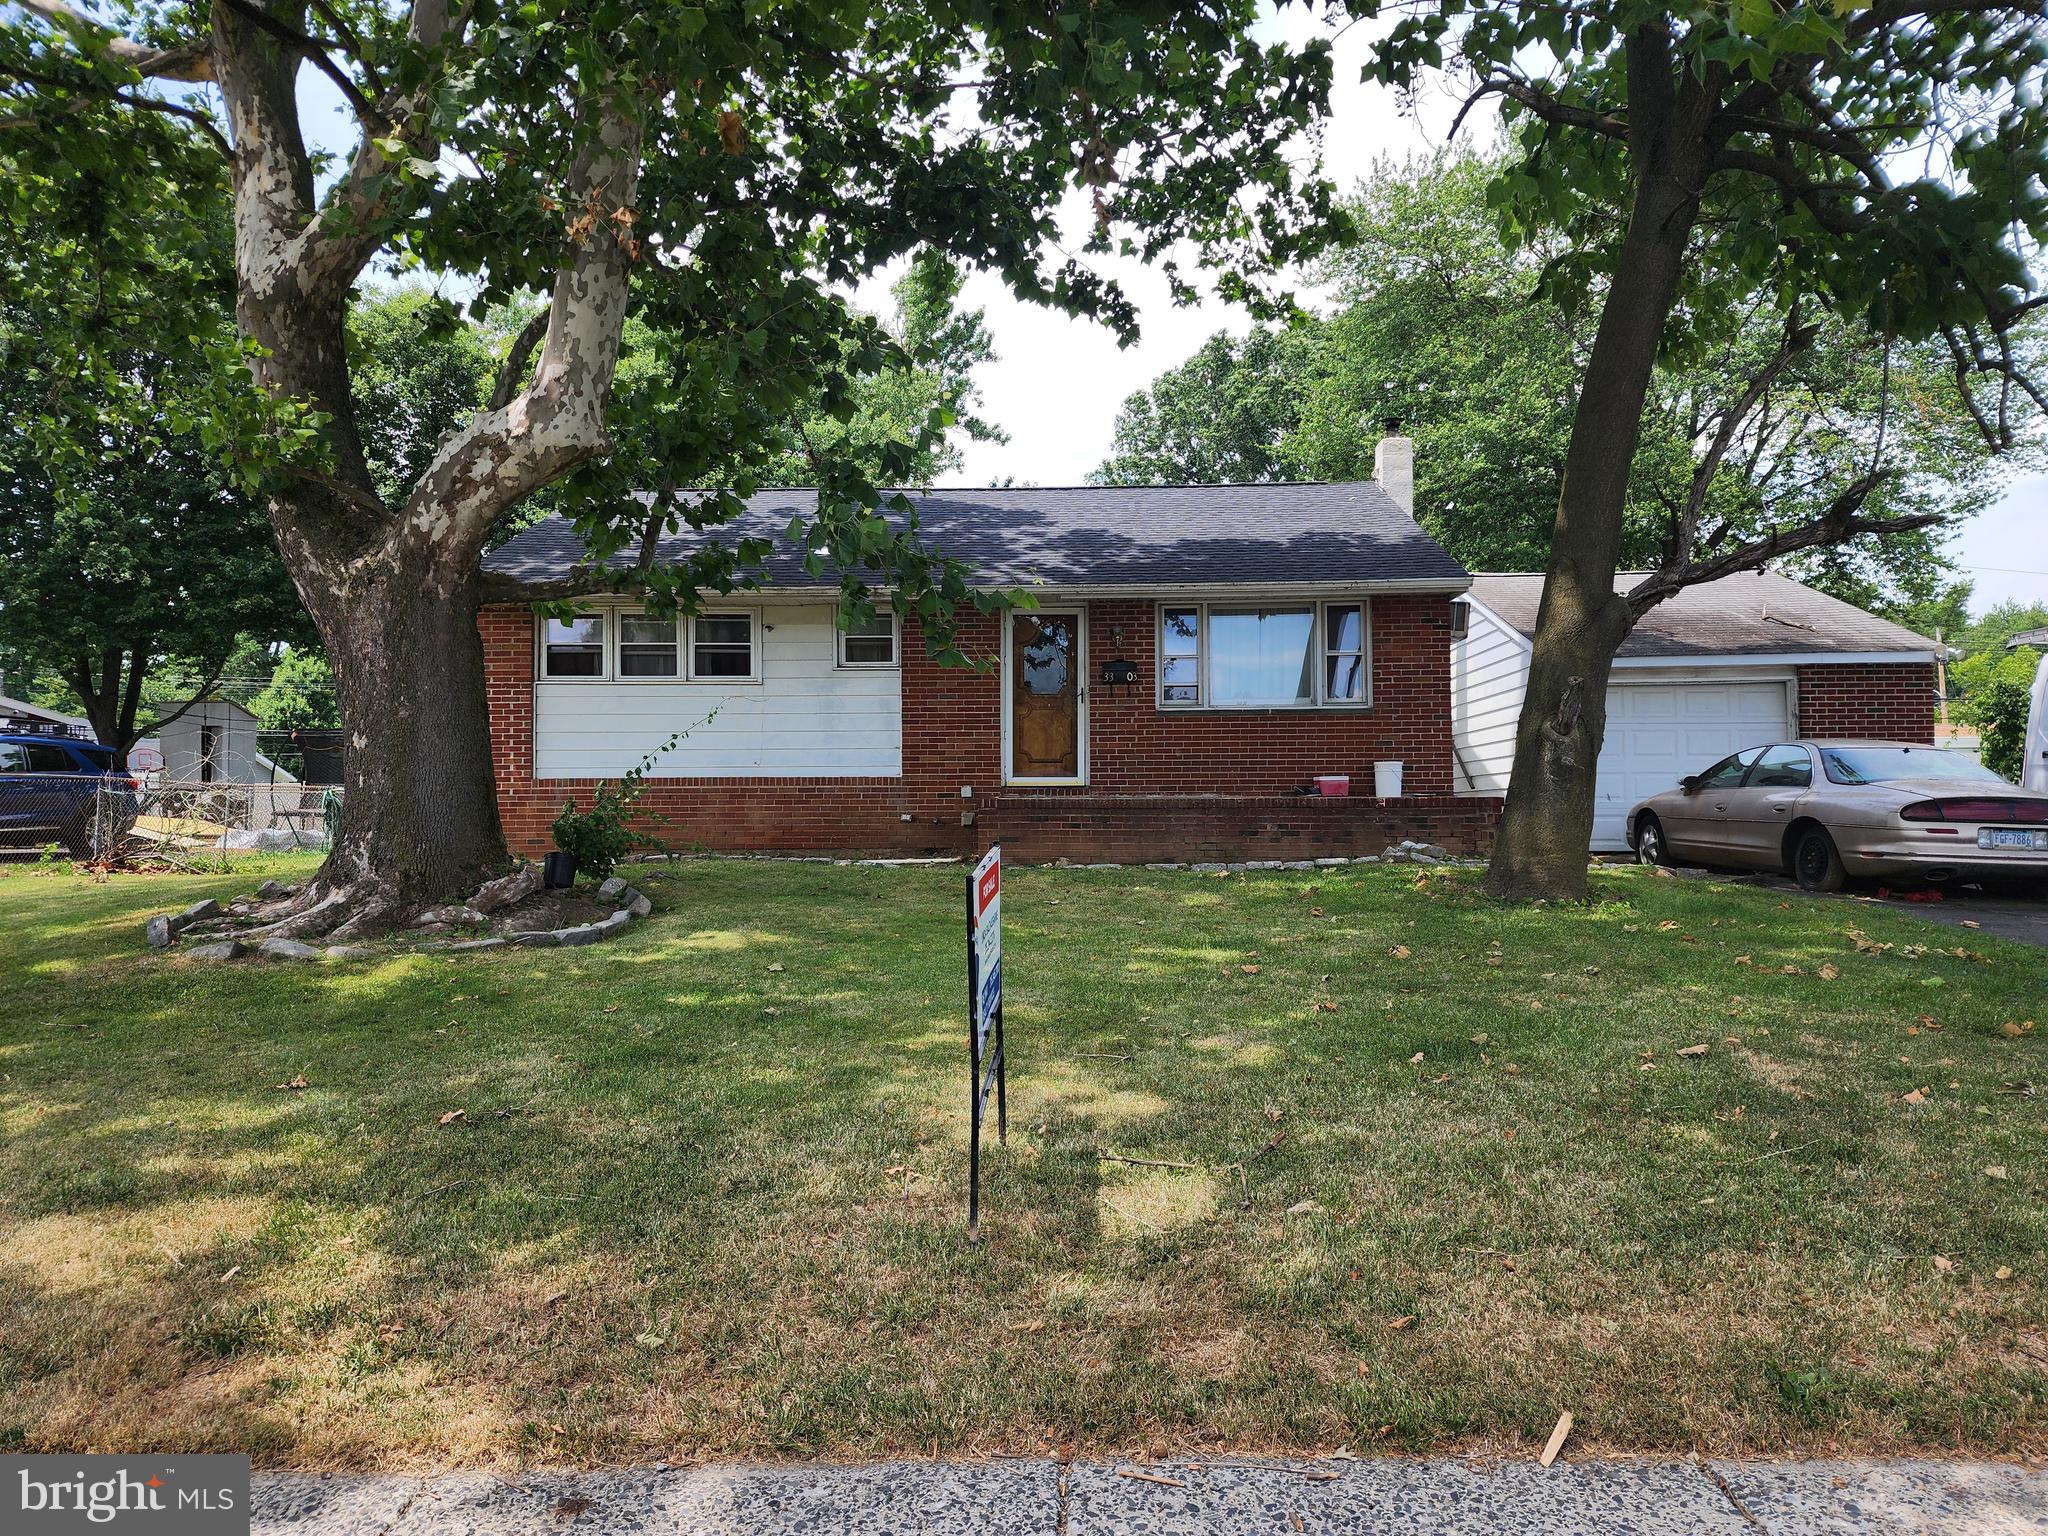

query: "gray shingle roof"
(1466, 571), (1937, 659)
(481, 483), (1469, 591)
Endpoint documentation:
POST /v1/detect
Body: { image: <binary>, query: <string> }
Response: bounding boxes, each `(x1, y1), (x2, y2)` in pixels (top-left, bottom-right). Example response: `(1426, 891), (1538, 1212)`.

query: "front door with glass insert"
(1010, 611), (1081, 781)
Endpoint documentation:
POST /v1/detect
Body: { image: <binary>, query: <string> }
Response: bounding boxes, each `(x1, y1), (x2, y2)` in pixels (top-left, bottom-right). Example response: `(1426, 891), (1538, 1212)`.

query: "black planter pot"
(542, 851), (578, 890)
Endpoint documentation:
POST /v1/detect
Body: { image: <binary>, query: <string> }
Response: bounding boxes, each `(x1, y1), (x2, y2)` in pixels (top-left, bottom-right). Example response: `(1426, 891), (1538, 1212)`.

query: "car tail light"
(1899, 798), (2048, 823)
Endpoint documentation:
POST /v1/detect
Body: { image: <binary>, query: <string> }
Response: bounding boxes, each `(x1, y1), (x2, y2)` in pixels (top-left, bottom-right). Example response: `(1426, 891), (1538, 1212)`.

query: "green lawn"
(1, 853), (2043, 1467)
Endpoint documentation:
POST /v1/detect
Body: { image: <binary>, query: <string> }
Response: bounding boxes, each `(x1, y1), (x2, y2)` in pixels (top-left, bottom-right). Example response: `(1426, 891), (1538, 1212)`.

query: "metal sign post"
(966, 843), (1006, 1241)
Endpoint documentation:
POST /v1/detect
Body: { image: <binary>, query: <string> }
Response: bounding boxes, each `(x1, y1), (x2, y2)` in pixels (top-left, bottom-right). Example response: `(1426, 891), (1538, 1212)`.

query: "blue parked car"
(0, 727), (138, 857)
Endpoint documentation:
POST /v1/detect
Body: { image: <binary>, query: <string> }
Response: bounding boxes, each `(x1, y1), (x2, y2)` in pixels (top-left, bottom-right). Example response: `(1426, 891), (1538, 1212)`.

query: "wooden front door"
(1010, 611), (1081, 781)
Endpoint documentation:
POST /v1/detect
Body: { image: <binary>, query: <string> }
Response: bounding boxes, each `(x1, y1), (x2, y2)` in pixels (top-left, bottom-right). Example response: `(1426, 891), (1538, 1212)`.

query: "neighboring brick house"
(1452, 570), (1940, 851)
(479, 444), (1499, 862)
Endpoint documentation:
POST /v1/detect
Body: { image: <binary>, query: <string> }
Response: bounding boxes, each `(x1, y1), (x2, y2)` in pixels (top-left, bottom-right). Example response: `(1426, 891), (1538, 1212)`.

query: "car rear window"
(75, 746), (116, 771)
(1819, 746), (2007, 786)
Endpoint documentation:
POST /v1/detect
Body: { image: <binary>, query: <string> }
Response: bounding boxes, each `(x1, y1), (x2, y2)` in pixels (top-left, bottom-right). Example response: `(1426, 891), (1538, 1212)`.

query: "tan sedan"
(1626, 740), (2048, 894)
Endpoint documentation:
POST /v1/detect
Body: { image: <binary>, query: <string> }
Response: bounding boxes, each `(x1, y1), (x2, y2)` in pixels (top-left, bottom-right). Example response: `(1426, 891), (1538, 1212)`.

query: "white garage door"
(1591, 679), (1793, 851)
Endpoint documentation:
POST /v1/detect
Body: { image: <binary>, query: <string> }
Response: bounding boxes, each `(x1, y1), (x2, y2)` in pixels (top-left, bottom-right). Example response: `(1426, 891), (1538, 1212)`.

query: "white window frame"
(537, 611), (609, 681)
(1154, 599), (1372, 712)
(614, 609), (684, 682)
(534, 605), (765, 685)
(687, 609), (763, 684)
(835, 610), (901, 670)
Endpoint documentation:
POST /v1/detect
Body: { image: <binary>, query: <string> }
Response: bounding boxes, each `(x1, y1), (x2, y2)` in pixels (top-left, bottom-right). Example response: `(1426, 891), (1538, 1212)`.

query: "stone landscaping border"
(141, 870), (655, 961)
(140, 845), (1476, 960)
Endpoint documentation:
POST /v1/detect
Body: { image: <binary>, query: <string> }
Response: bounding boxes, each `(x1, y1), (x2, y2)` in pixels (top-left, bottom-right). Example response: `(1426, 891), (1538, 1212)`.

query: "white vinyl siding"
(533, 604), (900, 778)
(1449, 602), (1529, 795)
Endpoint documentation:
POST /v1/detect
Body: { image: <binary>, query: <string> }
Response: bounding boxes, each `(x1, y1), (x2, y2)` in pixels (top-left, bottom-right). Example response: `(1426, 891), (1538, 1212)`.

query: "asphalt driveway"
(1742, 871), (2048, 948)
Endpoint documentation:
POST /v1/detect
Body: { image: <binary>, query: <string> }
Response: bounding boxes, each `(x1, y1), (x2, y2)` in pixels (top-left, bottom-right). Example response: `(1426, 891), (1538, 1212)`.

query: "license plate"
(1979, 828), (2040, 850)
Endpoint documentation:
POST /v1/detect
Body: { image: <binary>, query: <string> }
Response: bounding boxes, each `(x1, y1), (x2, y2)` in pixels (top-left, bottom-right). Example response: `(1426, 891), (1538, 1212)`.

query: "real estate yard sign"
(966, 843), (1007, 1240)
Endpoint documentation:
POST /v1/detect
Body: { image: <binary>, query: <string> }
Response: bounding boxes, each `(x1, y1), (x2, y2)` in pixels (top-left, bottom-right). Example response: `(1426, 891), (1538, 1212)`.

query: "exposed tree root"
(177, 861), (539, 947)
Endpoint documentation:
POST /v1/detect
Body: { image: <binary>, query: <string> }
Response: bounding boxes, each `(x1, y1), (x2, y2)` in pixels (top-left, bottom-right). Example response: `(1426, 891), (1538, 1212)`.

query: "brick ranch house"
(478, 442), (1937, 864)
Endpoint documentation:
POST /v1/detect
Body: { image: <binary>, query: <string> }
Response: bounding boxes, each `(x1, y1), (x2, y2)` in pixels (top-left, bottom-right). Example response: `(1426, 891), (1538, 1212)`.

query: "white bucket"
(1373, 760), (1404, 798)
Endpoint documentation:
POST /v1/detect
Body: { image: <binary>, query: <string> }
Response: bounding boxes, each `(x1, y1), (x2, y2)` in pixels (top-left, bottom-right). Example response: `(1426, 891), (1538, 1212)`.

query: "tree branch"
(1710, 149), (1869, 233)
(1669, 308), (1819, 563)
(398, 94), (646, 551)
(478, 569), (644, 605)
(114, 88), (231, 155)
(1453, 74), (1628, 142)
(486, 307), (551, 412)
(214, 0), (383, 127)
(1626, 470), (1939, 619)
(17, 0), (213, 81)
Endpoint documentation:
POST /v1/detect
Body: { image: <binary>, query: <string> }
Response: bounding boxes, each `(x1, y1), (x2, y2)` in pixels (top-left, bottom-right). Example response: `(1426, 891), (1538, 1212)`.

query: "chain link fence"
(4, 718), (346, 866)
(86, 777), (343, 866)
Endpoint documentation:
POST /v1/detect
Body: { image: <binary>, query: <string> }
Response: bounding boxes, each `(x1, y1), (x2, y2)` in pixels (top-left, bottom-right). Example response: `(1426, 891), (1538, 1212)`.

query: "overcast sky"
(300, 8), (2044, 618)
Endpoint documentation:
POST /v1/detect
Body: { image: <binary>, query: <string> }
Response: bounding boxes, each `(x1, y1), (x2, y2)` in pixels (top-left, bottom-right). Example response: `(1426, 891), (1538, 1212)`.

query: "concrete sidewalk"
(255, 1456), (2045, 1534)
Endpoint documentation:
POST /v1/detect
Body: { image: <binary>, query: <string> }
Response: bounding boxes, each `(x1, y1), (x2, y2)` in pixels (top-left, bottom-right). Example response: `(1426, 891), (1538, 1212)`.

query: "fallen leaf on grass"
(1240, 964), (1261, 974)
(1901, 1089), (1928, 1105)
(1933, 1255), (1954, 1273)
(766, 962), (785, 973)
(2006, 1021), (2037, 1037)
(1469, 1033), (1490, 1045)
(1385, 1315), (1415, 1332)
(1818, 963), (1841, 981)
(1676, 1043), (1708, 1058)
(1963, 920), (1981, 930)
(634, 1332), (666, 1349)
(1658, 920), (1679, 932)
(276, 1075), (308, 1091)
(1390, 945), (1411, 959)
(1409, 1051), (1425, 1065)
(437, 1109), (467, 1126)
(1998, 1266), (2016, 1280)
(601, 1003), (621, 1014)
(1985, 1166), (2010, 1181)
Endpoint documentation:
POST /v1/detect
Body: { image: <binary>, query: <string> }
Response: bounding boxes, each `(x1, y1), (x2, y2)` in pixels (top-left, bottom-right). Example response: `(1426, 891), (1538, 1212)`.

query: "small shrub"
(551, 726), (697, 880)
(1965, 676), (2032, 783)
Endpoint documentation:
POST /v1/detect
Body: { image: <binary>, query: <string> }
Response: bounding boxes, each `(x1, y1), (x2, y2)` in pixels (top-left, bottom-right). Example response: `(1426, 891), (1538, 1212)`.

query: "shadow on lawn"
(4, 859), (2046, 1462)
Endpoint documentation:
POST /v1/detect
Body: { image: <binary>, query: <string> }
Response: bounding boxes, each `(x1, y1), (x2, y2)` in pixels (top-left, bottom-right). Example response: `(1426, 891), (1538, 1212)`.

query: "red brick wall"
(990, 792), (1500, 864)
(481, 594), (1474, 860)
(1796, 662), (1937, 743)
(1078, 596), (1455, 794)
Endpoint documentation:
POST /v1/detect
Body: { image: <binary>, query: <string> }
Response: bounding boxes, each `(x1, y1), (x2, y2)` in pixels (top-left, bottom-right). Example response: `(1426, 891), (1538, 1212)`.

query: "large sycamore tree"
(1, 0), (1332, 934)
(1344, 0), (2048, 900)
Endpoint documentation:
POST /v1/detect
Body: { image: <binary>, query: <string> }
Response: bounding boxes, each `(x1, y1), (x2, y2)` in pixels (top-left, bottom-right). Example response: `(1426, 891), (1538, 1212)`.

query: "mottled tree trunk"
(292, 541), (507, 931)
(200, 0), (637, 935)
(1484, 33), (1710, 902)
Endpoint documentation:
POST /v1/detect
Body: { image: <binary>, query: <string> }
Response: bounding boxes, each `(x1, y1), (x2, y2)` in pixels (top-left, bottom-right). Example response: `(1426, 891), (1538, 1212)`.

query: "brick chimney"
(1372, 417), (1413, 517)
